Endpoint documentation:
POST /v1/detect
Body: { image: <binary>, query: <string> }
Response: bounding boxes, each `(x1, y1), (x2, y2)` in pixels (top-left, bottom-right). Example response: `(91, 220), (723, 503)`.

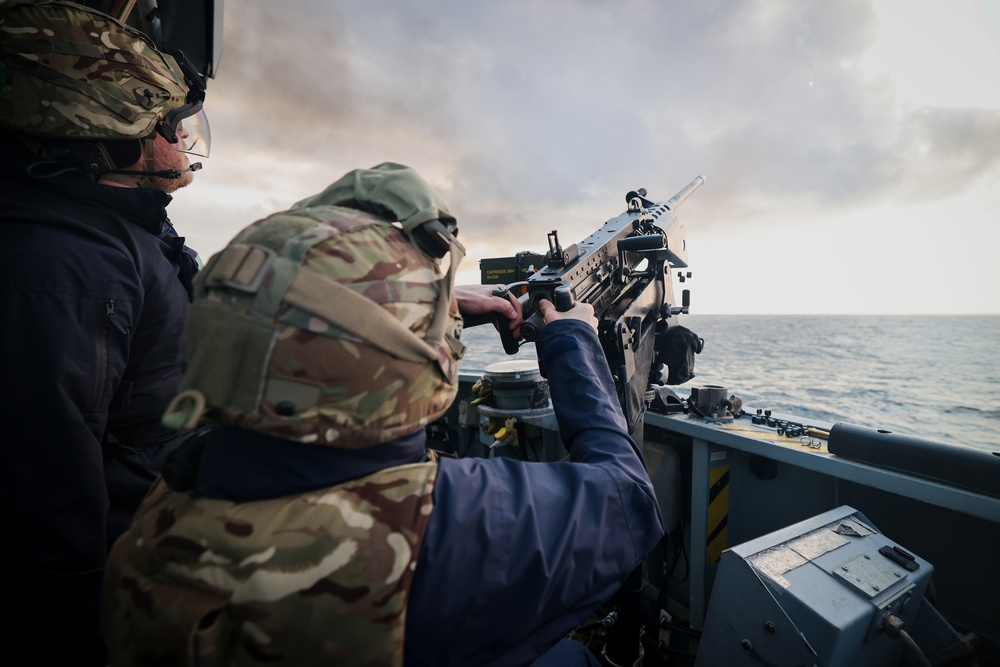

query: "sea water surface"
(459, 314), (1000, 453)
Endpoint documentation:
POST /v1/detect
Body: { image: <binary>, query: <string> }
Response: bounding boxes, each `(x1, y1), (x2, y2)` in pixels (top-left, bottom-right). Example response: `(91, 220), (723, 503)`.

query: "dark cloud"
(198, 0), (1000, 254)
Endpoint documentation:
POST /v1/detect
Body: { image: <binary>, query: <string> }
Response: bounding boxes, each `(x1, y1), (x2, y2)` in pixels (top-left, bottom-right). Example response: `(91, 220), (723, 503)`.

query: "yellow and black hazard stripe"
(706, 465), (730, 564)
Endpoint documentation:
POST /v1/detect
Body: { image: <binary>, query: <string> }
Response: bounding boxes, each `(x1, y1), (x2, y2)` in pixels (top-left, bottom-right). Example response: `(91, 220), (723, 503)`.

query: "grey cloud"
(893, 107), (1000, 200)
(201, 0), (1000, 251)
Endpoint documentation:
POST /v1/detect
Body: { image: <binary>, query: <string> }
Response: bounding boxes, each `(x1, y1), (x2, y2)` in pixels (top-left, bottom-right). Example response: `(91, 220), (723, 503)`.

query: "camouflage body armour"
(102, 461), (437, 666)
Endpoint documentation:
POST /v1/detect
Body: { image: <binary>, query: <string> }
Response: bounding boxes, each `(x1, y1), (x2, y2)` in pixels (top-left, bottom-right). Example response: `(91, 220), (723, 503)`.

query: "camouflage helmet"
(0, 0), (196, 142)
(164, 163), (467, 448)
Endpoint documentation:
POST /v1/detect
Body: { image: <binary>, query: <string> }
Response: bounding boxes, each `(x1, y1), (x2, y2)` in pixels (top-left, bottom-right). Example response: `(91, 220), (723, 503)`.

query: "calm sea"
(459, 314), (1000, 453)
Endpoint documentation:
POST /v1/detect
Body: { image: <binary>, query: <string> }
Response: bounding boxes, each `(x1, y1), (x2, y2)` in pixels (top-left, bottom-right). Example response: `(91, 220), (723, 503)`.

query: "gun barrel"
(665, 175), (706, 210)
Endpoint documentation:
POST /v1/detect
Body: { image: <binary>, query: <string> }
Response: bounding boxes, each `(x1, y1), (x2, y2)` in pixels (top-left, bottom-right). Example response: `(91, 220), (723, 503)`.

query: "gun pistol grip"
(492, 286), (521, 355)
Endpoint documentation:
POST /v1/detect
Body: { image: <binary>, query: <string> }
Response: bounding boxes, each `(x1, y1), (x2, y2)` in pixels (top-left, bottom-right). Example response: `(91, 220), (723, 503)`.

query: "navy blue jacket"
(0, 137), (198, 665)
(189, 319), (664, 667)
(407, 320), (664, 666)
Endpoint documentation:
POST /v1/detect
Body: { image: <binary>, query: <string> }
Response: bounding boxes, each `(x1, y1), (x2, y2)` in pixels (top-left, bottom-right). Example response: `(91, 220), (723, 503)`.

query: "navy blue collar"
(191, 426), (429, 502)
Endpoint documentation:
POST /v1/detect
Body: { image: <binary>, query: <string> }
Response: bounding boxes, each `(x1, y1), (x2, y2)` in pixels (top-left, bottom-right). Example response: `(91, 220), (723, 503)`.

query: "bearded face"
(148, 132), (195, 193)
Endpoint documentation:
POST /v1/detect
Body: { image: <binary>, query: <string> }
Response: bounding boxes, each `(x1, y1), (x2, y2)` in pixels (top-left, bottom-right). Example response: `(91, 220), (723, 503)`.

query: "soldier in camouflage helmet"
(0, 2), (209, 664)
(102, 163), (664, 666)
(0, 0), (210, 189)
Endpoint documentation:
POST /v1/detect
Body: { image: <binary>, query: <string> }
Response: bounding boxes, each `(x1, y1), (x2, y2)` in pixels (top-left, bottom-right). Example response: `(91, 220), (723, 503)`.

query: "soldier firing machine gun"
(491, 175), (707, 436)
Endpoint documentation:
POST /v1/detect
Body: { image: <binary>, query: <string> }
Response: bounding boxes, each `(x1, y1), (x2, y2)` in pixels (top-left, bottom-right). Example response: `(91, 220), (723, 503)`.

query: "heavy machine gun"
(490, 175), (706, 435)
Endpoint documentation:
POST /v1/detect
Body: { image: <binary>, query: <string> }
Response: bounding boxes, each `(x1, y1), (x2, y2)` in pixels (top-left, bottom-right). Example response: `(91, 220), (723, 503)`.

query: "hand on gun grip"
(492, 286), (525, 354)
(538, 299), (597, 331)
(456, 284), (522, 327)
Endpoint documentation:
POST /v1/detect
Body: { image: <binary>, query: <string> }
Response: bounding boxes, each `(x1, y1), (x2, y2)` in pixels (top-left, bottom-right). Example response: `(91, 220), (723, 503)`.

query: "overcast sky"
(171, 0), (1000, 315)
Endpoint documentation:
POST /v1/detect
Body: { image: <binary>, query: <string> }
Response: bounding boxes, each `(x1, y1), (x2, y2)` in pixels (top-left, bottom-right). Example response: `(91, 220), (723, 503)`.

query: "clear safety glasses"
(172, 107), (211, 157)
(160, 49), (211, 157)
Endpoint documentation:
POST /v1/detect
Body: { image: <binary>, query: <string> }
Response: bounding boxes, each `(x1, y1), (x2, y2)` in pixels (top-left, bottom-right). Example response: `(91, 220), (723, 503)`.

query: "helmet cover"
(0, 0), (190, 140)
(170, 165), (466, 448)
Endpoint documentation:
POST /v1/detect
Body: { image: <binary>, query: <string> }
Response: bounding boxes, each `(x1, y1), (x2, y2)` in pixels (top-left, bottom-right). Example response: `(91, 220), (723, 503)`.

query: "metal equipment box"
(696, 506), (933, 666)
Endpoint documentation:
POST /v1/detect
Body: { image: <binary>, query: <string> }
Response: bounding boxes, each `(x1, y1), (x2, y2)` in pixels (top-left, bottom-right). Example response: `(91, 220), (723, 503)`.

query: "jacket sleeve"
(405, 320), (664, 667)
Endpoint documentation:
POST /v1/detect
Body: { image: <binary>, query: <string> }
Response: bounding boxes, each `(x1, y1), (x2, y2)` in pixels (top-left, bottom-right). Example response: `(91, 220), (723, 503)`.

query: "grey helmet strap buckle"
(410, 218), (457, 259)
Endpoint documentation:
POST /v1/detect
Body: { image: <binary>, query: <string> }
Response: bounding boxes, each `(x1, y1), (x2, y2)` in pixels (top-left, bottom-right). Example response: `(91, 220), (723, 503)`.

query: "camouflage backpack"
(103, 460), (438, 666)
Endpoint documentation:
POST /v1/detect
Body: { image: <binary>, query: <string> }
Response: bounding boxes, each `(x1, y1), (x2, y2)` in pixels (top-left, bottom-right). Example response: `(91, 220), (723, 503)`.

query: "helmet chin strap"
(136, 134), (158, 189)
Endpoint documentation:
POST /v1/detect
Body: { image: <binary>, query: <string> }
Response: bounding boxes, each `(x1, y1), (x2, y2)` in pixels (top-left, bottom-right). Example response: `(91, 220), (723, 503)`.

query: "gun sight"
(545, 230), (579, 268)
